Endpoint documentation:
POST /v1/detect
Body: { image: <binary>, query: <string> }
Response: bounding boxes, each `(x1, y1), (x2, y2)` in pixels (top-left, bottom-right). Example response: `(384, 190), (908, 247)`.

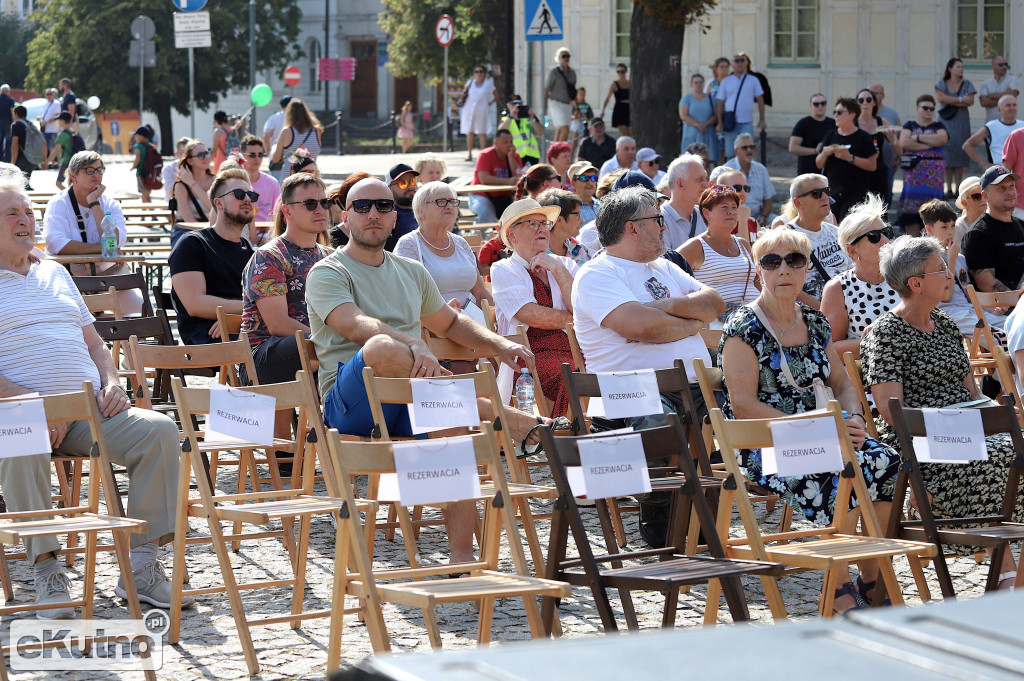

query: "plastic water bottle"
(100, 211), (118, 258)
(515, 367), (536, 415)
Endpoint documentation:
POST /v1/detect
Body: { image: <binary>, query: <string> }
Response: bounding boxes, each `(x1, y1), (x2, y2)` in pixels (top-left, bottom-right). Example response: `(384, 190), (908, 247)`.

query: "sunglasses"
(431, 198), (461, 208)
(997, 62), (1009, 67)
(797, 186), (831, 200)
(811, 101), (827, 107)
(243, 151), (265, 159)
(969, 192), (984, 201)
(759, 252), (809, 271)
(732, 57), (746, 63)
(919, 105), (935, 111)
(216, 188), (259, 202)
(737, 144), (756, 151)
(616, 69), (626, 74)
(393, 177), (418, 190)
(474, 69), (485, 74)
(348, 198), (396, 213)
(189, 151), (209, 159)
(574, 174), (598, 182)
(286, 198), (331, 211)
(850, 227), (893, 246)
(726, 184), (752, 193)
(833, 109), (848, 116)
(857, 96), (874, 103)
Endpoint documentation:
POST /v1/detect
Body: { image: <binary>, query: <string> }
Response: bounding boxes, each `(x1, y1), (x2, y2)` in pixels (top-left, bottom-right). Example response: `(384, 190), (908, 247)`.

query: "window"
(306, 38), (322, 93)
(956, 0), (1006, 61)
(614, 0), (631, 61)
(771, 0), (818, 63)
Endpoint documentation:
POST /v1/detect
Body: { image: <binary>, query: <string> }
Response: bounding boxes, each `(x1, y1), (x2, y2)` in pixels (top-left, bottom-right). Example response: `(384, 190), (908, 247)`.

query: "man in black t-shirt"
(169, 168), (255, 344)
(789, 94), (836, 176)
(963, 165), (1024, 292)
(577, 117), (616, 170)
(9, 106), (33, 188)
(59, 78), (78, 131)
(0, 84), (14, 163)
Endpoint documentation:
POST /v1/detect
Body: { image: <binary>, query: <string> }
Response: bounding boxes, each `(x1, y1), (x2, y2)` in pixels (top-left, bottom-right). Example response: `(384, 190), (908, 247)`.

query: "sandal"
(856, 575), (892, 606)
(833, 581), (871, 614)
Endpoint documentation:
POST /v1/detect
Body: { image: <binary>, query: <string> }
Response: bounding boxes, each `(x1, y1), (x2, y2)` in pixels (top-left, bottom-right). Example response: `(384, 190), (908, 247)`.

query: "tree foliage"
(26, 0), (302, 153)
(0, 15), (36, 89)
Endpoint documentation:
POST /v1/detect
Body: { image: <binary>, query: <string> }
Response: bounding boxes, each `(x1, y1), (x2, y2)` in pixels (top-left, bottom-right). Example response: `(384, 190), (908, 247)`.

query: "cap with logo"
(979, 165), (1020, 190)
(384, 163), (419, 186)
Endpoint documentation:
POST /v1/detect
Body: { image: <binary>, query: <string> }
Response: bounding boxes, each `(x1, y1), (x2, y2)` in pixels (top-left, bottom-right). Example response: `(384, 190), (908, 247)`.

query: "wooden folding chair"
(707, 397), (937, 618)
(0, 385), (154, 681)
(886, 397), (1024, 598)
(842, 352), (880, 438)
(215, 305), (243, 343)
(966, 284), (1020, 357)
(82, 285), (123, 321)
(565, 322), (586, 373)
(73, 270), (154, 316)
(538, 414), (783, 631)
(481, 298), (498, 333)
(169, 371), (347, 675)
(323, 426), (570, 665)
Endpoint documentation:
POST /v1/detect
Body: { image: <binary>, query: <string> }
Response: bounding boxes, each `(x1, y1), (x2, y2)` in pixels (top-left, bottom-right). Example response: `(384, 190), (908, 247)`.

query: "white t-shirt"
(162, 158), (180, 201)
(578, 221), (601, 254)
(571, 252), (711, 381)
(784, 220), (852, 299)
(716, 73), (765, 125)
(40, 99), (62, 134)
(263, 111), (286, 148)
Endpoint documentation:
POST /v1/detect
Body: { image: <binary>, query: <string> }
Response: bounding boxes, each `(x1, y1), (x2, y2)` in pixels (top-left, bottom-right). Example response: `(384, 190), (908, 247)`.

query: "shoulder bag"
(749, 301), (834, 409)
(722, 74), (747, 132)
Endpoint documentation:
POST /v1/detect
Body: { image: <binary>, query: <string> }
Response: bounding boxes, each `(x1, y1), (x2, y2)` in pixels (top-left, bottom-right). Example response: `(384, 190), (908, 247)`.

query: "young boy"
(48, 112), (74, 190)
(130, 125), (154, 202)
(920, 198), (1007, 346)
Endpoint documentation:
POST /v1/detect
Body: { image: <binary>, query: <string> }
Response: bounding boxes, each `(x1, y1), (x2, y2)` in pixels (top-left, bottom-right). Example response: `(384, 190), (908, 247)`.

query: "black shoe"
(638, 502), (668, 549)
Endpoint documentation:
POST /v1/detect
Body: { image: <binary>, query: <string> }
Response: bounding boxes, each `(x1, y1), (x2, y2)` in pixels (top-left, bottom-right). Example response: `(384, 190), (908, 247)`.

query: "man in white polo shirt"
(661, 153), (708, 249)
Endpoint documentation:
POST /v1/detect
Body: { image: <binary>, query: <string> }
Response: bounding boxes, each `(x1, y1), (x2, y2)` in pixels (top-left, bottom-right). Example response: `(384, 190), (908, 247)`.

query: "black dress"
(611, 82), (630, 128)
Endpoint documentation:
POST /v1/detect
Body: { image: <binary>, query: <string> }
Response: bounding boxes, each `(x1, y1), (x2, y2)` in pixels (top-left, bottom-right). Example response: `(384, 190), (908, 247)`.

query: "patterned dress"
(861, 309), (1024, 553)
(897, 120), (946, 224)
(719, 305), (900, 525)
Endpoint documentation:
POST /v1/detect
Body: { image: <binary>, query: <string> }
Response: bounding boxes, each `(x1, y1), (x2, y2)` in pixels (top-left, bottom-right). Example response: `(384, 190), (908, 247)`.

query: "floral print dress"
(719, 304), (900, 525)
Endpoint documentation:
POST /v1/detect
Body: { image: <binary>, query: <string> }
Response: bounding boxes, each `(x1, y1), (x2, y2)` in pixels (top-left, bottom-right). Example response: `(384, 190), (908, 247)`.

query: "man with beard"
(169, 168), (256, 344)
(383, 163), (419, 251)
(306, 177), (546, 566)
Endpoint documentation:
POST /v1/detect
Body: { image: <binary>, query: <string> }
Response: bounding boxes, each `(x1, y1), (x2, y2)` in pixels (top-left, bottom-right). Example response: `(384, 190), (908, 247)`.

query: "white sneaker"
(115, 560), (195, 609)
(35, 569), (75, 620)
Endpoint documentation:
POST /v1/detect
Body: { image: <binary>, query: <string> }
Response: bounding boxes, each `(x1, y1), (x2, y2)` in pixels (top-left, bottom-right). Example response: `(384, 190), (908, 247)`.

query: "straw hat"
(955, 176), (981, 210)
(498, 198), (562, 248)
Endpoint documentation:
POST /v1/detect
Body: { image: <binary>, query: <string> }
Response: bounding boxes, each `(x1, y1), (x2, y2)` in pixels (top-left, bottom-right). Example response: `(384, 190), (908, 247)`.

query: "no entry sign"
(284, 65), (301, 87)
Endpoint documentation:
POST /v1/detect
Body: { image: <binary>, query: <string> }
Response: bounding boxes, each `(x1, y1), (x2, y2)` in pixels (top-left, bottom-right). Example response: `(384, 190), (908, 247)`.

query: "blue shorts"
(323, 348), (419, 438)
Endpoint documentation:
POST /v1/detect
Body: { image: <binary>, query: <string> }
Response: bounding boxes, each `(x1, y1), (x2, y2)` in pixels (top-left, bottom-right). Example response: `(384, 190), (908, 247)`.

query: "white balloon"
(86, 95), (100, 110)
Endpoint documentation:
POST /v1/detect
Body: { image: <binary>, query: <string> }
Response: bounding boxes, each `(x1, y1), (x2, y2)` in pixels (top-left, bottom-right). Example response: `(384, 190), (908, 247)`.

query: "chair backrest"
(82, 286), (123, 320)
(692, 359), (723, 421)
(564, 322), (585, 373)
(74, 271), (154, 316)
(841, 352), (879, 438)
(699, 327), (723, 350)
(481, 298), (497, 333)
(991, 344), (1024, 413)
(966, 284), (1023, 354)
(461, 230), (483, 247)
(93, 310), (174, 347)
(215, 305), (243, 343)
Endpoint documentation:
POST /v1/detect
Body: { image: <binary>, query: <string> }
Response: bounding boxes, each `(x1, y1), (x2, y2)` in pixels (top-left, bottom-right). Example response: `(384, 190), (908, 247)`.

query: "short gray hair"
(789, 172), (829, 200)
(413, 152), (447, 177)
(0, 85), (8, 94)
(667, 153), (705, 187)
(837, 193), (887, 249)
(0, 162), (27, 189)
(733, 132), (754, 150)
(537, 187), (581, 219)
(596, 186), (657, 247)
(68, 151), (103, 176)
(616, 135), (636, 150)
(879, 235), (943, 297)
(411, 180), (457, 223)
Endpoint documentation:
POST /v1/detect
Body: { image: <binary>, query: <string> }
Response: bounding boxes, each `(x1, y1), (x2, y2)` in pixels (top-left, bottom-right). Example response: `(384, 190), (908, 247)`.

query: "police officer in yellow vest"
(498, 94), (545, 166)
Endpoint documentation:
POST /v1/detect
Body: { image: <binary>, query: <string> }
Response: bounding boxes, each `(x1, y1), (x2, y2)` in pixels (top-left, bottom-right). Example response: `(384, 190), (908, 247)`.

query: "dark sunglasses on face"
(574, 174), (598, 182)
(997, 62), (1009, 67)
(348, 198), (396, 214)
(919, 105), (935, 111)
(850, 227), (894, 246)
(217, 188), (259, 202)
(286, 198), (331, 211)
(811, 101), (827, 107)
(969, 192), (984, 201)
(190, 151), (209, 159)
(738, 144), (756, 151)
(546, 174), (561, 182)
(857, 96), (873, 103)
(244, 151), (265, 159)
(474, 69), (485, 74)
(797, 186), (831, 200)
(759, 252), (809, 270)
(729, 184), (752, 193)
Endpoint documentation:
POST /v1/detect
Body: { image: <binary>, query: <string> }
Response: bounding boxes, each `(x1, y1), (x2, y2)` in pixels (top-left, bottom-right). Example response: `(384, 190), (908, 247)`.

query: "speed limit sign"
(435, 14), (454, 47)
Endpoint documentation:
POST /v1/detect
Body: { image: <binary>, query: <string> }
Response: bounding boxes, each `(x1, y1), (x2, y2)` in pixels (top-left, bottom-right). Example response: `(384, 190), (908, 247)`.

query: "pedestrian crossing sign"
(526, 0), (563, 41)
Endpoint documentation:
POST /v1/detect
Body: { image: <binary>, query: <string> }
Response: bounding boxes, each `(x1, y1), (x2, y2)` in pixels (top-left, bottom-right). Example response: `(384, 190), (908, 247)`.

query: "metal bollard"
(336, 111), (344, 156)
(760, 129), (768, 166)
(390, 110), (397, 154)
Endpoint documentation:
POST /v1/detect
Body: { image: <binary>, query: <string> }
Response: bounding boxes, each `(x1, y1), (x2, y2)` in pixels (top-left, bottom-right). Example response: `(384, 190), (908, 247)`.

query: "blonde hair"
(595, 168), (626, 199)
(751, 227), (812, 262)
(837, 193), (887, 249)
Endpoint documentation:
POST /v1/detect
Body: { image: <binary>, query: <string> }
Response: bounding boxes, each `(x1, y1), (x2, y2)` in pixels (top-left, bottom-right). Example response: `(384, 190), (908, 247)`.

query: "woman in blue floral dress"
(718, 228), (901, 610)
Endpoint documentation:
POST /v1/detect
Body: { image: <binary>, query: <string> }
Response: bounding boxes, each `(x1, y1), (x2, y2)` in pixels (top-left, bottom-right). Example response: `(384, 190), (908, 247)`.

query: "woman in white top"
(821, 194), (899, 358)
(460, 65), (496, 162)
(678, 186), (757, 325)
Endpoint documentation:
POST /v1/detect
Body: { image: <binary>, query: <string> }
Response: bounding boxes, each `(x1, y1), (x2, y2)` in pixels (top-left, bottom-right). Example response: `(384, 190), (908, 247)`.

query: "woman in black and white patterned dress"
(821, 194), (900, 359)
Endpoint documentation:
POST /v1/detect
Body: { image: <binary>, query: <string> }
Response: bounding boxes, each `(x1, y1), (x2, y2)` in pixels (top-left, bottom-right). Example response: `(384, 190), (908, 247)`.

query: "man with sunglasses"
(790, 93), (836, 176)
(962, 165), (1024, 294)
(238, 134), (280, 222)
(661, 153), (708, 249)
(383, 163), (420, 251)
(568, 160), (601, 223)
(963, 95), (1024, 169)
(979, 55), (1020, 122)
(169, 168), (256, 345)
(711, 133), (777, 225)
(782, 173), (852, 307)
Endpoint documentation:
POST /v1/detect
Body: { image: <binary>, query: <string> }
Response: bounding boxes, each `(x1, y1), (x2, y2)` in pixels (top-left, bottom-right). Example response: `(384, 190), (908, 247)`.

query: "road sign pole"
(189, 47), (196, 138)
(249, 0), (257, 135)
(139, 57), (144, 129)
(444, 45), (449, 153)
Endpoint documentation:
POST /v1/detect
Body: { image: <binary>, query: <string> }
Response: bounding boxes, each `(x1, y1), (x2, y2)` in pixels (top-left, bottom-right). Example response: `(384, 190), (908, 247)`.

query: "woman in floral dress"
(897, 94), (949, 235)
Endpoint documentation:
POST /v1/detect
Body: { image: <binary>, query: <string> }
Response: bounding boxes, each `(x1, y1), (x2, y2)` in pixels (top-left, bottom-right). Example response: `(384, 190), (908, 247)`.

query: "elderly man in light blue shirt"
(711, 133), (776, 225)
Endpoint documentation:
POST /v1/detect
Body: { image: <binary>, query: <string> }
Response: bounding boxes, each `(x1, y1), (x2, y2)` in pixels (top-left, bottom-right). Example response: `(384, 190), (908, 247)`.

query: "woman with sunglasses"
(856, 88), (901, 204)
(952, 175), (986, 265)
(897, 94), (949, 235)
(720, 227), (902, 612)
(678, 187), (757, 325)
(601, 63), (631, 137)
(815, 97), (877, 223)
(821, 194), (898, 359)
(861, 235), (1023, 591)
(171, 138), (215, 247)
(514, 163), (562, 201)
(679, 73), (718, 161)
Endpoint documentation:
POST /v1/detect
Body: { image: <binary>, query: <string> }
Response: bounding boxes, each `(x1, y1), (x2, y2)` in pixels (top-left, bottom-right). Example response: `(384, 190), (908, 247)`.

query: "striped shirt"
(693, 237), (757, 321)
(281, 126), (321, 161)
(0, 258), (101, 395)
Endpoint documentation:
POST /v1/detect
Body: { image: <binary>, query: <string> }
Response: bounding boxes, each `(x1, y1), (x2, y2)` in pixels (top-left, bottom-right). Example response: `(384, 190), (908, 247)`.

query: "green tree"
(26, 0), (302, 154)
(631, 0), (717, 160)
(0, 15), (36, 89)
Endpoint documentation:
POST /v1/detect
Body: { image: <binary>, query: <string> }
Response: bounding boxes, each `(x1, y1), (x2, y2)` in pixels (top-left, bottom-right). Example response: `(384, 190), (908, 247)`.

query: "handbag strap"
(68, 190), (88, 242)
(557, 67), (575, 92)
(728, 74), (747, 113)
(749, 301), (810, 392)
(784, 223), (831, 281)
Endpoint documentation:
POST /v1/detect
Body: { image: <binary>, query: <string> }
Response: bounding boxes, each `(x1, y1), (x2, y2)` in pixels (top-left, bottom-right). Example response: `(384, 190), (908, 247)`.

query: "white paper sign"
(912, 408), (988, 463)
(574, 433), (652, 499)
(594, 370), (663, 419)
(0, 397), (52, 458)
(763, 416), (844, 478)
(392, 438), (482, 506)
(408, 378), (480, 434)
(206, 384), (276, 447)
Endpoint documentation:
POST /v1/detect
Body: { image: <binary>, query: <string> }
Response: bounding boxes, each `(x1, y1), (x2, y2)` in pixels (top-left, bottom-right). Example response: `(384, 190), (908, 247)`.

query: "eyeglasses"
(216, 188), (260, 202)
(811, 101), (827, 107)
(286, 198), (331, 211)
(759, 252), (809, 270)
(850, 227), (893, 246)
(857, 96), (874, 103)
(737, 144), (756, 151)
(574, 174), (598, 182)
(919, 105), (935, 111)
(348, 198), (396, 213)
(727, 184), (752, 193)
(189, 151), (209, 159)
(634, 214), (665, 229)
(969, 192), (984, 201)
(243, 151), (265, 159)
(914, 264), (952, 278)
(393, 177), (418, 190)
(513, 219), (553, 232)
(797, 186), (831, 199)
(80, 166), (105, 176)
(430, 198), (461, 208)
(474, 69), (485, 74)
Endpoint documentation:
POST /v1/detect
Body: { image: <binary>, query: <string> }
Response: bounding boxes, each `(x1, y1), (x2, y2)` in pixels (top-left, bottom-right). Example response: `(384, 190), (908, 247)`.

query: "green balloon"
(251, 84), (273, 107)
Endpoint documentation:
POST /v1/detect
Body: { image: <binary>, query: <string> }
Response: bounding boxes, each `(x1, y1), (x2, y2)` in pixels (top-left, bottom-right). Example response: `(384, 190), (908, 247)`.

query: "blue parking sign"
(171, 0), (208, 11)
(525, 0), (563, 41)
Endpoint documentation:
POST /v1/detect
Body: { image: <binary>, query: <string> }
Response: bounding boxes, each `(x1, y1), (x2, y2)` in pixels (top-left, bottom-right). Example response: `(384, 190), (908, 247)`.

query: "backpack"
(222, 125), (240, 156)
(71, 133), (86, 154)
(21, 121), (46, 165)
(139, 142), (164, 190)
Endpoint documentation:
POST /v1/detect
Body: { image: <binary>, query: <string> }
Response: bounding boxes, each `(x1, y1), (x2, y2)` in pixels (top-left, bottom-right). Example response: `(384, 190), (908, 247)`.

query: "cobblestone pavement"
(1, 452), (1013, 681)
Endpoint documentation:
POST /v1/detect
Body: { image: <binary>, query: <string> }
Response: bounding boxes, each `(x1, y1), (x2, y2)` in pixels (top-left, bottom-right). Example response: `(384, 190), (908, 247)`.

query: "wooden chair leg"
(396, 504), (422, 566)
(422, 607), (443, 649)
(819, 566), (840, 618)
(477, 598), (494, 644)
(704, 578), (722, 624)
(761, 574), (788, 620)
(661, 588), (679, 627)
(169, 453), (193, 645)
(0, 547), (11, 602)
(288, 514), (312, 629)
(608, 498), (627, 548)
(231, 452), (249, 553)
(875, 557), (905, 606)
(908, 555), (932, 602)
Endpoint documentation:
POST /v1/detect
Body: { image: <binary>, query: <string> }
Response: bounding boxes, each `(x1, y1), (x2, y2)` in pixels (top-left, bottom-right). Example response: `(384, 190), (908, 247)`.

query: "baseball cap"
(280, 95), (293, 108)
(636, 147), (660, 163)
(384, 163), (419, 185)
(567, 161), (599, 180)
(979, 165), (1019, 190)
(613, 170), (657, 193)
(588, 116), (605, 126)
(132, 125), (152, 138)
(508, 94), (523, 104)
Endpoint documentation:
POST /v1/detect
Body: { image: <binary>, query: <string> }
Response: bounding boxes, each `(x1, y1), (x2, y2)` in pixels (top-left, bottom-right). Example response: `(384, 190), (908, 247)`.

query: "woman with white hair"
(820, 194), (899, 358)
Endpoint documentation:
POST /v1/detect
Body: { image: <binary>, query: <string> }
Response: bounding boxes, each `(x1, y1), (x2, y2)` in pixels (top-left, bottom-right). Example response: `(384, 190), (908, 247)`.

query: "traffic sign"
(175, 30), (211, 49)
(110, 121), (120, 136)
(526, 0), (563, 41)
(284, 65), (301, 87)
(130, 15), (155, 41)
(435, 15), (454, 47)
(171, 0), (207, 11)
(129, 39), (157, 67)
(174, 11), (209, 32)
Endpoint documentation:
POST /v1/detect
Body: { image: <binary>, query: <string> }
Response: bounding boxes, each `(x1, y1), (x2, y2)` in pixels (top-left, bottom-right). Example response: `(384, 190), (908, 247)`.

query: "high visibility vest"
(503, 116), (539, 160)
